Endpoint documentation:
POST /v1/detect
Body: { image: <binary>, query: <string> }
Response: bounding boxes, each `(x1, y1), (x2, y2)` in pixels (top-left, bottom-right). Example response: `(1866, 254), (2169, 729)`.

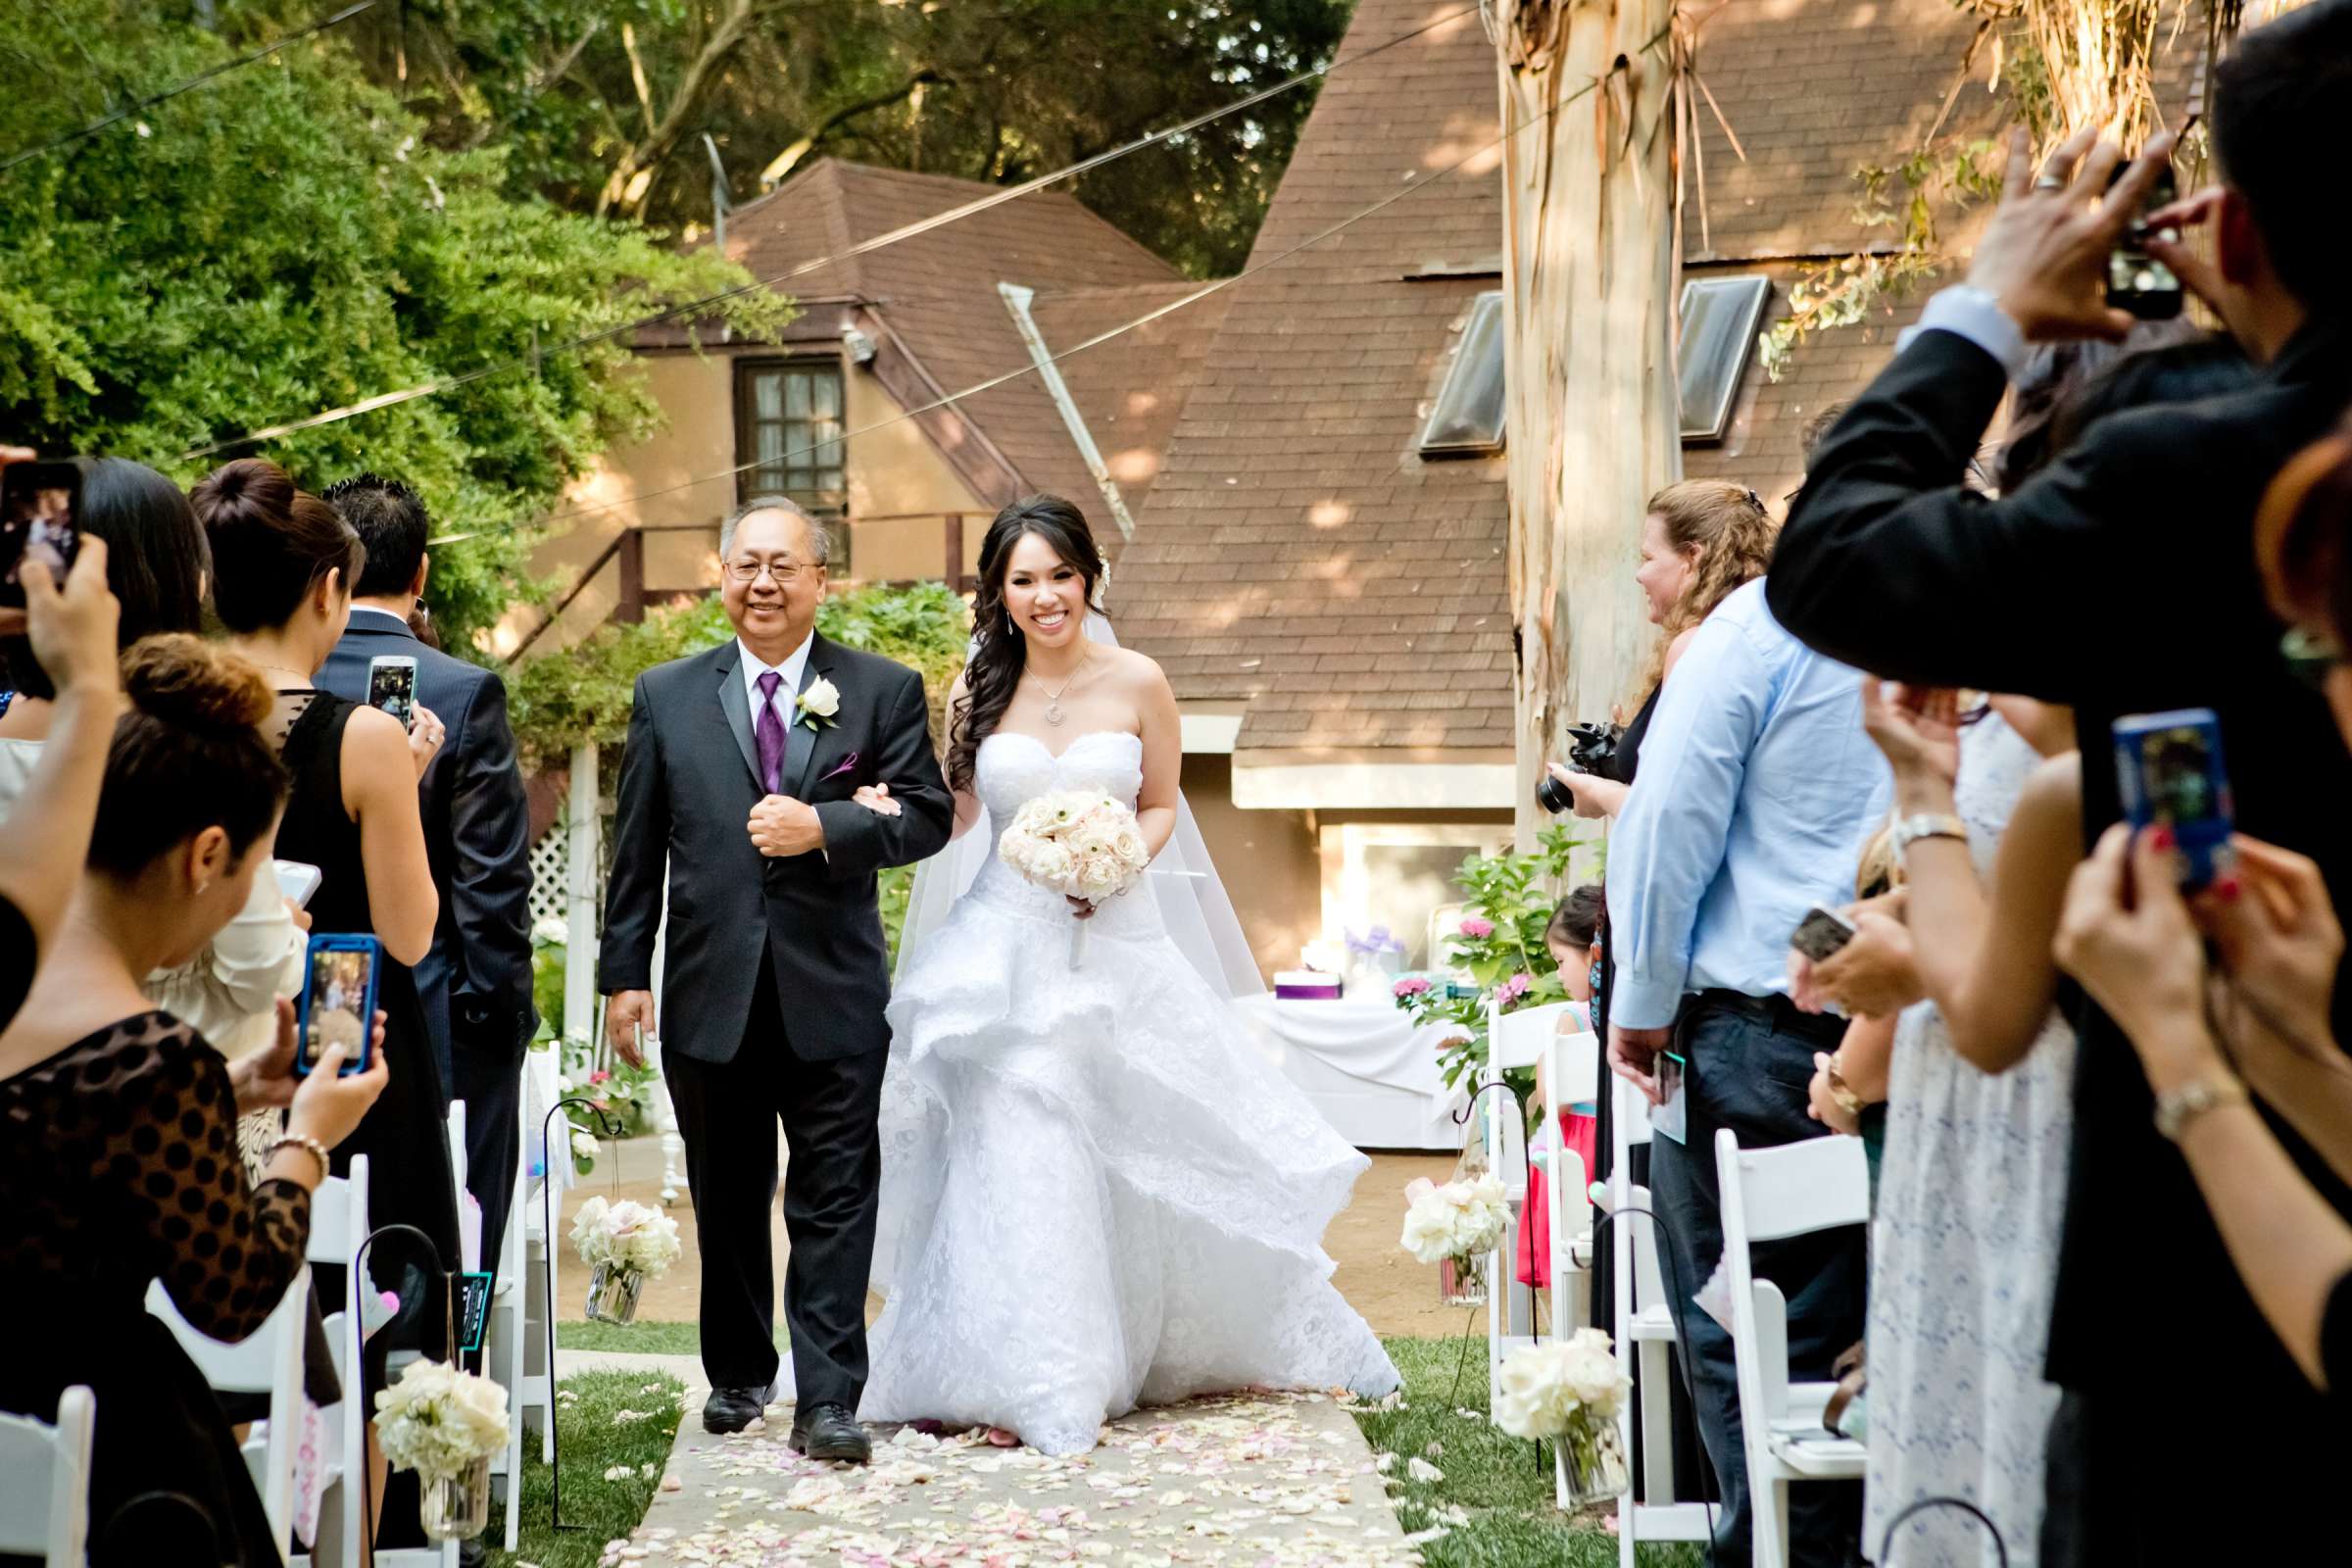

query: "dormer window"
(1678, 276), (1772, 444)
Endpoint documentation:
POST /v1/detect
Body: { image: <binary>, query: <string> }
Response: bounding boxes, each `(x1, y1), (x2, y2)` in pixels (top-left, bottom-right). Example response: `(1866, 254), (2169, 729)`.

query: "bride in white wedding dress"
(852, 496), (1399, 1455)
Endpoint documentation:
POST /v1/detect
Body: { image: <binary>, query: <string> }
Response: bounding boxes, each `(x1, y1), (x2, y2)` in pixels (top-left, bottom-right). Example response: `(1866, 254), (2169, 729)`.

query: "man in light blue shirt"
(1605, 575), (1888, 1568)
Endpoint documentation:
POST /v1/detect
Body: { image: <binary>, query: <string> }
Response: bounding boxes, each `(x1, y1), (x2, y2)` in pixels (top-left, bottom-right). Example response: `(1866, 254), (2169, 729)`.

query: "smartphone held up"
(296, 933), (381, 1076)
(2113, 708), (2234, 889)
(2107, 158), (2182, 321)
(368, 655), (418, 730)
(0, 460), (82, 611)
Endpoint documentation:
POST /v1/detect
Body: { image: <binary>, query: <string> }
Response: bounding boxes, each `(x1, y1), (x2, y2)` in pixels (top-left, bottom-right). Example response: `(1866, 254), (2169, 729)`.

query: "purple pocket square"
(819, 752), (860, 782)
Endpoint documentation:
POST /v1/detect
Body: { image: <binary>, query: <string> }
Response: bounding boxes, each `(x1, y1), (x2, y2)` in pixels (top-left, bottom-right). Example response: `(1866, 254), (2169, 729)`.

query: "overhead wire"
(514, 18), (1675, 551)
(0, 1), (377, 177)
(173, 2), (1486, 463)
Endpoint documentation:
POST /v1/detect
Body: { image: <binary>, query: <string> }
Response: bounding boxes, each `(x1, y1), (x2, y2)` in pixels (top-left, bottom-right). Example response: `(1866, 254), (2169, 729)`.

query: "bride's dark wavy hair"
(948, 494), (1106, 793)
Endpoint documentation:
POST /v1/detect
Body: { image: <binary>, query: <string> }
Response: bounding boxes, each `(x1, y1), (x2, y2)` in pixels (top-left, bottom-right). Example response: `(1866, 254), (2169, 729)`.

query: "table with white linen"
(1234, 993), (1470, 1150)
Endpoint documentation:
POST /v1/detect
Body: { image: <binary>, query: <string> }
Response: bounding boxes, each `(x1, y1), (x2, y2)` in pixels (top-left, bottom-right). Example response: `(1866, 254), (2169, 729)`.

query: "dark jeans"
(1646, 993), (1865, 1568)
(662, 963), (888, 1410)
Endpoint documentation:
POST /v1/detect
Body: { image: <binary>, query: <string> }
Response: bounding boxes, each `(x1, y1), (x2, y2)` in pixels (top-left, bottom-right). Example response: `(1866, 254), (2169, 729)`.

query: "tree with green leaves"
(330, 0), (1355, 277)
(0, 1), (789, 657)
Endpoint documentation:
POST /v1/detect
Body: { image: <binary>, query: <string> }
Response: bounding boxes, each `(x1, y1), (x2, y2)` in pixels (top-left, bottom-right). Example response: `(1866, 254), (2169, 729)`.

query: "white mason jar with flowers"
(1399, 1172), (1510, 1306)
(373, 1358), (511, 1540)
(1494, 1328), (1635, 1506)
(570, 1195), (683, 1326)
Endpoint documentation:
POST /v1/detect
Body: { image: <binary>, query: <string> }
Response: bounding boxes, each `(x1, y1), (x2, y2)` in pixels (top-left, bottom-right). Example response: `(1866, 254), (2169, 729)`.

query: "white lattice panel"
(526, 828), (566, 928)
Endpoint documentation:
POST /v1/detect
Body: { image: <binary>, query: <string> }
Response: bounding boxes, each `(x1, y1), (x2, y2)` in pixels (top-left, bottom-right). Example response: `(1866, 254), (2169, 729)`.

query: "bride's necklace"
(1029, 648), (1090, 727)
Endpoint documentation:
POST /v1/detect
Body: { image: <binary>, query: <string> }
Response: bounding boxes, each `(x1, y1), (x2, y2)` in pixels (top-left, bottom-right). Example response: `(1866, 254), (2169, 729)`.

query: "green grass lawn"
(483, 1369), (683, 1568)
(554, 1319), (786, 1356)
(1354, 1336), (1704, 1568)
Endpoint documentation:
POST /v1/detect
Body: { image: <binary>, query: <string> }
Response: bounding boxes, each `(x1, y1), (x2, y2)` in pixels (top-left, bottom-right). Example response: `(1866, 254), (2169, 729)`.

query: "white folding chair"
(0, 1385), (93, 1567)
(145, 1265), (307, 1560)
(1601, 1074), (1713, 1561)
(1715, 1127), (1870, 1568)
(1481, 998), (1592, 1426)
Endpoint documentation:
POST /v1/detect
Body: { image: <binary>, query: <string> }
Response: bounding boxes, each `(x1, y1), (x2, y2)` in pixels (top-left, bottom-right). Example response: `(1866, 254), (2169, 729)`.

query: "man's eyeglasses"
(2281, 625), (2345, 691)
(726, 559), (809, 585)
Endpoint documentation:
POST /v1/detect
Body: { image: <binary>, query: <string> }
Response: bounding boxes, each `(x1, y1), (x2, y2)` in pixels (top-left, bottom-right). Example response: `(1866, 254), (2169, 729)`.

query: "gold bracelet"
(267, 1134), (331, 1185)
(1824, 1055), (1867, 1118)
(2153, 1076), (2249, 1143)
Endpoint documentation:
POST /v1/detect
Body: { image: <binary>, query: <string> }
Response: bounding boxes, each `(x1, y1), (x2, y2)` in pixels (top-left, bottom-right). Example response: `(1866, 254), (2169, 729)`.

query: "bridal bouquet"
(998, 790), (1152, 965)
(571, 1196), (682, 1324)
(1494, 1329), (1634, 1505)
(374, 1358), (509, 1481)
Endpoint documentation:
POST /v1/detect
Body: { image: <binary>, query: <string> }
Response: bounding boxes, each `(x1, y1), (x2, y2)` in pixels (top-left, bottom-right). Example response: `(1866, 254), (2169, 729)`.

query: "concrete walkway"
(596, 1385), (1424, 1567)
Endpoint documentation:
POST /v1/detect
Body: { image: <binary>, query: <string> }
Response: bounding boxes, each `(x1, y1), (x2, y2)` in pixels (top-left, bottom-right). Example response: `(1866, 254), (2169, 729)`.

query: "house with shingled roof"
(496, 158), (1230, 657)
(1112, 0), (1999, 977)
(508, 0), (2000, 981)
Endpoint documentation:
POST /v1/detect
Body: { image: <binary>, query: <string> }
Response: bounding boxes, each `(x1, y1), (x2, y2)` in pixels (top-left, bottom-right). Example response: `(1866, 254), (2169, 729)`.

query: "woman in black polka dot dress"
(0, 638), (386, 1566)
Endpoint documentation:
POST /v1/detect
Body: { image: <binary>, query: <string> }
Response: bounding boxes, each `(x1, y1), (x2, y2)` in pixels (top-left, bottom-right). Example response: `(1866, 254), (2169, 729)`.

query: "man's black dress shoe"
(702, 1382), (774, 1435)
(789, 1402), (872, 1464)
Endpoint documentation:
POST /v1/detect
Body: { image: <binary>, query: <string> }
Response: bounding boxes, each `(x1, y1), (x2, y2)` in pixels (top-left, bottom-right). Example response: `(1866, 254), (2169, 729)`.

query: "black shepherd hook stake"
(1446, 1073), (1550, 1480)
(351, 1221), (458, 1561)
(1881, 1497), (2010, 1568)
(1566, 1200), (1723, 1568)
(540, 1094), (630, 1532)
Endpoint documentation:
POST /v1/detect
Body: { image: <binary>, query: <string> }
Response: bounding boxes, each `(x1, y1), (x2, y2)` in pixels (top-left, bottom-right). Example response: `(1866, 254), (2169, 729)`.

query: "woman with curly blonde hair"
(1544, 479), (1778, 821)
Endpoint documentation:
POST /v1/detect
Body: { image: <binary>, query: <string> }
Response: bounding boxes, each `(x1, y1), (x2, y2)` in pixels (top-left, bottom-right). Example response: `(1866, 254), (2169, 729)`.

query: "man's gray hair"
(720, 495), (830, 566)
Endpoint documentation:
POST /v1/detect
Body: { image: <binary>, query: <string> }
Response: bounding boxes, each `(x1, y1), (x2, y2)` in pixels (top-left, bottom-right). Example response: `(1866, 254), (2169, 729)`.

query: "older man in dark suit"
(601, 496), (953, 1460)
(318, 475), (537, 1285)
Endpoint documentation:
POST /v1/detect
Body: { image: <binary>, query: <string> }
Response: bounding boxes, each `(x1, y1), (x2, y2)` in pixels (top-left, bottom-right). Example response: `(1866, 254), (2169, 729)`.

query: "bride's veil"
(893, 610), (1265, 1001)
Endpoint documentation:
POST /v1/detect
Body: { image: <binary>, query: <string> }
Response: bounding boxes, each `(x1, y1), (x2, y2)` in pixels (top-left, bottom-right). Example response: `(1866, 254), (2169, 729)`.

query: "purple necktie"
(755, 670), (789, 795)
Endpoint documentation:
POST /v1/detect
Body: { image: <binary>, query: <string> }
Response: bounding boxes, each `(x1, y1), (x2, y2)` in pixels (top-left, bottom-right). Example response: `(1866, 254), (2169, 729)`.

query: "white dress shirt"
(740, 633), (815, 738)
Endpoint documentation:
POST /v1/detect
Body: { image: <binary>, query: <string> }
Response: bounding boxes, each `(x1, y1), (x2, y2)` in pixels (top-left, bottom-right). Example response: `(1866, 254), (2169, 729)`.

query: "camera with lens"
(1534, 721), (1625, 813)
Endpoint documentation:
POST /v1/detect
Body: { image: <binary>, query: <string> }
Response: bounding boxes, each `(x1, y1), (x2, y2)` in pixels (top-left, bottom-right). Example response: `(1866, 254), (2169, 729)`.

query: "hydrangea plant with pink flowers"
(1390, 821), (1589, 1099)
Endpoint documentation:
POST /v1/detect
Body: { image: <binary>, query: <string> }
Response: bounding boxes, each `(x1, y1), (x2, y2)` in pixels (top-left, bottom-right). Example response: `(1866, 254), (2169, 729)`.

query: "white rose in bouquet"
(374, 1358), (511, 1482)
(999, 791), (1154, 967)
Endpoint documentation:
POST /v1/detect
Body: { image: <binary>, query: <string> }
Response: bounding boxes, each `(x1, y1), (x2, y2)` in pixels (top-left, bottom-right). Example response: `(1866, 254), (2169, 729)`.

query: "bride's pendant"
(1045, 701), (1066, 726)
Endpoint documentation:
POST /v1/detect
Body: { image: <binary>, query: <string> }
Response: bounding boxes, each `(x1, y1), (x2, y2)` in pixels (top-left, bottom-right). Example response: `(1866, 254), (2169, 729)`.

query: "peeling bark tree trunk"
(1494, 2), (1683, 848)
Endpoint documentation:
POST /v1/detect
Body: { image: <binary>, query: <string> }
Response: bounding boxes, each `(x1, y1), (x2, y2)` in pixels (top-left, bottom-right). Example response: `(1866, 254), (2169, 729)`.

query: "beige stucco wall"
(1183, 755), (1321, 981)
(493, 348), (988, 657)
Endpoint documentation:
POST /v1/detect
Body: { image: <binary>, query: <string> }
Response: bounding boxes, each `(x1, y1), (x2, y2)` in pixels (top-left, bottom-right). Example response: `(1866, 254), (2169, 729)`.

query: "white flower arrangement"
(531, 915), (569, 947)
(1493, 1328), (1633, 1440)
(1398, 1174), (1510, 1266)
(999, 790), (1152, 907)
(570, 1195), (683, 1280)
(373, 1358), (510, 1482)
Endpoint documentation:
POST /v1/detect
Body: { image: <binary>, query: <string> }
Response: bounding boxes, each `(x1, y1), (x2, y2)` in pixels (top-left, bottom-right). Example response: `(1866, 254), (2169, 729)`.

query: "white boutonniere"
(796, 677), (842, 731)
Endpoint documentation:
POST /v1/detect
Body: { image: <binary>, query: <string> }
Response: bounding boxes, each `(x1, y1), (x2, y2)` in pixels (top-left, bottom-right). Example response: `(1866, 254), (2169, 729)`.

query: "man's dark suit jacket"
(318, 609), (538, 1072)
(1770, 317), (2352, 1418)
(598, 632), (954, 1063)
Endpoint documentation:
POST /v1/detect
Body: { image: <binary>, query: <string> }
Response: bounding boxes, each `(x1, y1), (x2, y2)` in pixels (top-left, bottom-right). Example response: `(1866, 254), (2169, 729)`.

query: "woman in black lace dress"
(0, 637), (387, 1566)
(194, 458), (458, 1549)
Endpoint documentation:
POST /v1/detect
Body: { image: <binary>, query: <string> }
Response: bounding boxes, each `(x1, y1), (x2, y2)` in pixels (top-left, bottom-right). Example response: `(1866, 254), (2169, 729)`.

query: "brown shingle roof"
(1114, 0), (2006, 752)
(1024, 282), (1236, 522)
(721, 160), (1187, 520)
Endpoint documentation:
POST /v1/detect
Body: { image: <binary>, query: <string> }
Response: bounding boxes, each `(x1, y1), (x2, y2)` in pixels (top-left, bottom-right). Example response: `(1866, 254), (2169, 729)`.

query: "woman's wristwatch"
(2154, 1075), (2249, 1143)
(1890, 812), (1969, 858)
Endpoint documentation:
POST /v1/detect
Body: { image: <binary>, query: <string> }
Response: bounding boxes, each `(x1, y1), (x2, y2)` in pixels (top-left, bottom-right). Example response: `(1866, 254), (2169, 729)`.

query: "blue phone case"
(295, 933), (382, 1076)
(2112, 709), (2235, 890)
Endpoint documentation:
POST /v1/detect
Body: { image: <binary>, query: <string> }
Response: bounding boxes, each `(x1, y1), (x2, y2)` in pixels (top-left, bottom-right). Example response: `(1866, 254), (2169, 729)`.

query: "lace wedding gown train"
(862, 730), (1400, 1454)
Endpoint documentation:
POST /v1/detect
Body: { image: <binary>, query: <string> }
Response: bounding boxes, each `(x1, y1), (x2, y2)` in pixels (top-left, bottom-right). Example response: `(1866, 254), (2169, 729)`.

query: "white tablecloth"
(1234, 994), (1470, 1151)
